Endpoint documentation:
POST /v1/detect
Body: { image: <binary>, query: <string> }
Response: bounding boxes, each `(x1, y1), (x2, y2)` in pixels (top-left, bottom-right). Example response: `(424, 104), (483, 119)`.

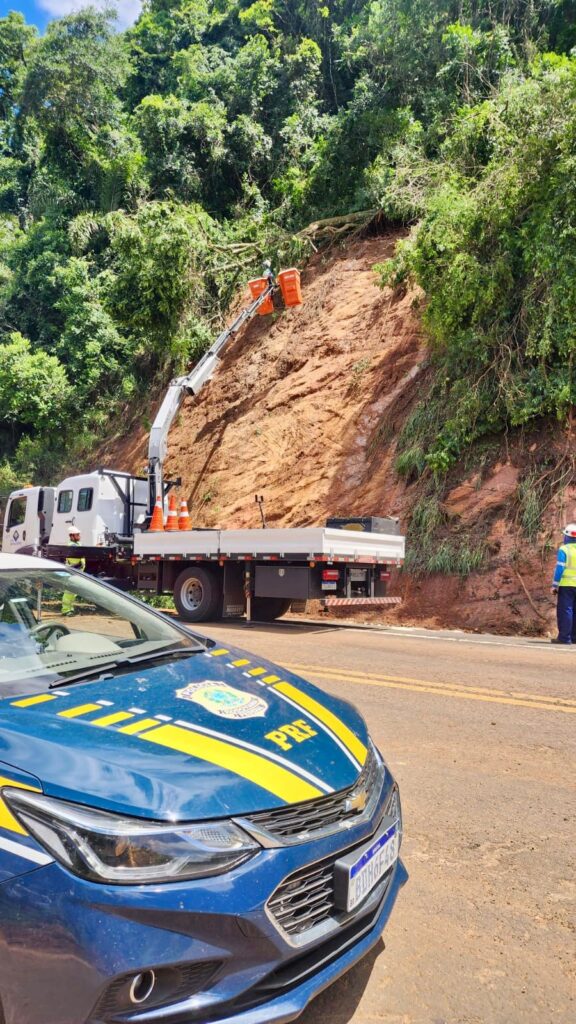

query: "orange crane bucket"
(248, 277), (274, 315)
(277, 268), (302, 307)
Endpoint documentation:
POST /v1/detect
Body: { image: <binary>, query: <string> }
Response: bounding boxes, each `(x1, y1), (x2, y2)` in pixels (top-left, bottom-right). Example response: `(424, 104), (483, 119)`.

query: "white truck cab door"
(2, 489), (43, 553)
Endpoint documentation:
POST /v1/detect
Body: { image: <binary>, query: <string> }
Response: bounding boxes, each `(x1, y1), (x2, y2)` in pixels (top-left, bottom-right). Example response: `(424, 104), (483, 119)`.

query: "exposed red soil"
(97, 234), (572, 637)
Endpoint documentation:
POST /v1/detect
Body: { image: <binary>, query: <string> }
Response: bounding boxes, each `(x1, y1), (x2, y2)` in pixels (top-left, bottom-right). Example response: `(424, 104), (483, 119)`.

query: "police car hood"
(0, 645), (368, 819)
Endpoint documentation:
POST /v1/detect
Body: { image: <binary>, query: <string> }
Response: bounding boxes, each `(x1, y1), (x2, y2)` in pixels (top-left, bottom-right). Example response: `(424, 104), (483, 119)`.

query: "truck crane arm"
(146, 266), (276, 519)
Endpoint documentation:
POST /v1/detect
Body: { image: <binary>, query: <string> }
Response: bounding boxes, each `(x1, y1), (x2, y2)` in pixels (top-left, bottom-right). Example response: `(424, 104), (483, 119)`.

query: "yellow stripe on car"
(247, 667), (266, 676)
(11, 694), (58, 708)
(273, 682), (368, 766)
(209, 649), (230, 657)
(0, 775), (40, 837)
(58, 703), (103, 719)
(140, 724), (323, 804)
(91, 711), (135, 728)
(119, 718), (162, 735)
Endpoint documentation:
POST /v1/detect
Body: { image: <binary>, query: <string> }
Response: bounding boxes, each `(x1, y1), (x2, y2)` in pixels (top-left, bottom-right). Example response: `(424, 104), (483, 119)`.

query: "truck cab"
(2, 486), (55, 554)
(2, 470), (148, 556)
(50, 470), (148, 547)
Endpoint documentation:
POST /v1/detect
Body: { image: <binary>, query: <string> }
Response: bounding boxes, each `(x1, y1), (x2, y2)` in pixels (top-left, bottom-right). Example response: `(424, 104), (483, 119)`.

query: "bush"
(379, 57), (576, 472)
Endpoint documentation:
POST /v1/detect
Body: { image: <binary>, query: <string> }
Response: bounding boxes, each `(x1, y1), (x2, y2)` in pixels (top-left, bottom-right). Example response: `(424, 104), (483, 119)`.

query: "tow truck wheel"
(173, 567), (221, 623)
(251, 597), (292, 622)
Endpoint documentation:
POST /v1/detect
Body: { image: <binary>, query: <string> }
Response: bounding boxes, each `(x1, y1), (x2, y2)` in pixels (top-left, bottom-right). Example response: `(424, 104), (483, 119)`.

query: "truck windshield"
(0, 569), (203, 697)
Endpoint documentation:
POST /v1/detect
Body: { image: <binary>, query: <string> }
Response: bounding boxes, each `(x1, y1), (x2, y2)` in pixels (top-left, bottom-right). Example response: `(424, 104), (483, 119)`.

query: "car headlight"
(2, 789), (259, 884)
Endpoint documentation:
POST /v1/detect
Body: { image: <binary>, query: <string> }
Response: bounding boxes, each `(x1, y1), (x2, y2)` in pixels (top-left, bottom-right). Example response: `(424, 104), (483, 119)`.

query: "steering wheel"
(29, 621), (72, 646)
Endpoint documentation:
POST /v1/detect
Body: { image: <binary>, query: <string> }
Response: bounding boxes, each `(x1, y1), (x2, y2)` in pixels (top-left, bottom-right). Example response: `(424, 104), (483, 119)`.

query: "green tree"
(0, 332), (71, 429)
(20, 7), (130, 188)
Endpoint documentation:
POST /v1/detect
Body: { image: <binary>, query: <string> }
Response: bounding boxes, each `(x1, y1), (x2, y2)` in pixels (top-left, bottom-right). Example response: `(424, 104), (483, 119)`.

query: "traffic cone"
(150, 497), (164, 531)
(178, 499), (192, 531)
(166, 493), (179, 531)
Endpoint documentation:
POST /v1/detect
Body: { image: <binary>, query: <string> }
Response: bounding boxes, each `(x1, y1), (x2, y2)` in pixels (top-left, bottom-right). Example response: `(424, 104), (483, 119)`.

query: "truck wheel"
(251, 597), (292, 622)
(174, 567), (221, 622)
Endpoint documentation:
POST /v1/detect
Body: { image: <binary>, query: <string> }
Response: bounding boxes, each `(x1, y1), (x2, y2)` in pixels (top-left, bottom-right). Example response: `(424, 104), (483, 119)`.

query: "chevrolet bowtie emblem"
(345, 789), (368, 814)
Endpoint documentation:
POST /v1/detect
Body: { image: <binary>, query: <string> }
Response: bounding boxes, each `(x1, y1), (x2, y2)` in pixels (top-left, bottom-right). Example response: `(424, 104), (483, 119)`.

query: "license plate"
(342, 822), (399, 913)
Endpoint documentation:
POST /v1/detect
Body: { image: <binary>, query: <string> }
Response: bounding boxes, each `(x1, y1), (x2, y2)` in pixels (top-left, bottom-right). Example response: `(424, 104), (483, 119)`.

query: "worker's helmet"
(68, 525), (81, 538)
(563, 523), (576, 538)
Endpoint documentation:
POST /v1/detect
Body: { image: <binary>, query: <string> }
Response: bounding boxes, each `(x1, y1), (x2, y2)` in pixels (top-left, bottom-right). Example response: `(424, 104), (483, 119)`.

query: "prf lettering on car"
(265, 719), (318, 751)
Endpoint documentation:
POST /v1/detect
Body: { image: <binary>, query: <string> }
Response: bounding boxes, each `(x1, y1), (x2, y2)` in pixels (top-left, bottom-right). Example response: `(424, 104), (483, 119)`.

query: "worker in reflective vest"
(551, 523), (576, 644)
(61, 526), (86, 616)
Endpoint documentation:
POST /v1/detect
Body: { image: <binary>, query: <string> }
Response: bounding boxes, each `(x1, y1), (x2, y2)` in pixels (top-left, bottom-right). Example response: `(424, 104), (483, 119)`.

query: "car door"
(2, 495), (29, 555)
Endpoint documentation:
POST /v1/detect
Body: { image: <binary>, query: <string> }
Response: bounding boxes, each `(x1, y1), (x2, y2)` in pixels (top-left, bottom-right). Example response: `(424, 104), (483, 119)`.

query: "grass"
(393, 393), (443, 480)
(131, 591), (176, 610)
(395, 444), (427, 478)
(517, 471), (545, 541)
(404, 493), (487, 577)
(347, 357), (372, 395)
(405, 538), (487, 576)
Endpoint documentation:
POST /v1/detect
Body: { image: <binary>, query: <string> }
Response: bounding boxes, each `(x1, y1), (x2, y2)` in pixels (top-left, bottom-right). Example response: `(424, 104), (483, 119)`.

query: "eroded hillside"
(98, 234), (573, 636)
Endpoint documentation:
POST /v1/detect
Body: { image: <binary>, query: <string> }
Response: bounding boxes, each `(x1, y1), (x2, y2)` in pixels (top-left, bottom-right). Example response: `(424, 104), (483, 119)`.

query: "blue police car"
(0, 554), (406, 1024)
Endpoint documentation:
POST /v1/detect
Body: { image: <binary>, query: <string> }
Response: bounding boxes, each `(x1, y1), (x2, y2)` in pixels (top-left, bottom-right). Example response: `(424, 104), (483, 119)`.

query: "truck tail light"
(322, 569), (340, 581)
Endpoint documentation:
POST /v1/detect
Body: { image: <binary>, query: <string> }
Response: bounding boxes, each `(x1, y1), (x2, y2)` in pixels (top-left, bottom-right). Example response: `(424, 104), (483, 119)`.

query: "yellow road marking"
(0, 776), (40, 836)
(286, 663), (565, 702)
(11, 694), (57, 708)
(210, 648), (229, 656)
(141, 724), (323, 804)
(283, 663), (576, 715)
(58, 703), (103, 719)
(119, 718), (162, 735)
(91, 711), (134, 728)
(273, 681), (367, 764)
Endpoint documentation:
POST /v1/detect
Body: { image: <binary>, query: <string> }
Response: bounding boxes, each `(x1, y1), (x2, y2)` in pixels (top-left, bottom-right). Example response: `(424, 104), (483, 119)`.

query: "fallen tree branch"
(297, 209), (378, 239)
(515, 570), (550, 622)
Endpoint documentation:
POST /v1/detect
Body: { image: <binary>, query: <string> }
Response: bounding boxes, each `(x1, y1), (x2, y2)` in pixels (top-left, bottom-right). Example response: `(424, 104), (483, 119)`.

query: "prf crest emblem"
(175, 681), (268, 719)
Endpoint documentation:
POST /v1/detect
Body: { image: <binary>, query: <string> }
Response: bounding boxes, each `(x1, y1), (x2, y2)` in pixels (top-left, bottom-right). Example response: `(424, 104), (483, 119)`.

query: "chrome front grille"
(266, 785), (400, 945)
(267, 859), (334, 937)
(243, 744), (383, 846)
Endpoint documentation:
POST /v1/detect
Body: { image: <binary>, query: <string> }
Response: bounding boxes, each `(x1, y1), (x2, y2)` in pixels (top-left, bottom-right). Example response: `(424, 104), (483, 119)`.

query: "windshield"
(0, 569), (203, 697)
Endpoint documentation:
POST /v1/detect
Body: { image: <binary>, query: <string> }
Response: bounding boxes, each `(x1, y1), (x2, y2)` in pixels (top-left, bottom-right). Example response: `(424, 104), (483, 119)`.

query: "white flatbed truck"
(1, 267), (405, 622)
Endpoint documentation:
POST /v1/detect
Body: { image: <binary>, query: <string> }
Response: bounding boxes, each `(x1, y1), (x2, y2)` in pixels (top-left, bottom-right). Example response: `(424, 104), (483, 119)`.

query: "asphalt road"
(187, 619), (576, 1024)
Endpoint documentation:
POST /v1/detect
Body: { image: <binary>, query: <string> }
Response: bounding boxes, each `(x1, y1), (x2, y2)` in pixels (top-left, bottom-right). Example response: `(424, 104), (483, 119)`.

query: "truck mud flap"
(137, 562), (160, 591)
(320, 596), (402, 609)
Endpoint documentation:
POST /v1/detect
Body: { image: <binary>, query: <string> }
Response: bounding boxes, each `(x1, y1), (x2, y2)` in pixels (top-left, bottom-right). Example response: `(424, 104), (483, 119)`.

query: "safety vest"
(65, 542), (86, 572)
(558, 543), (576, 586)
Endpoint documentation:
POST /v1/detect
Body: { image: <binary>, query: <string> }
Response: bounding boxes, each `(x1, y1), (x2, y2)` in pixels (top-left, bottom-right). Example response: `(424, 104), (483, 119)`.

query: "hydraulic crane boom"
(147, 266), (276, 518)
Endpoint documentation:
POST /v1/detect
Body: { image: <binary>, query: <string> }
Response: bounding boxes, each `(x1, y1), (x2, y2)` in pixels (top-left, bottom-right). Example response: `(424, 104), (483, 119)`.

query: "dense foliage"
(1, 0), (576, 489)
(380, 54), (576, 476)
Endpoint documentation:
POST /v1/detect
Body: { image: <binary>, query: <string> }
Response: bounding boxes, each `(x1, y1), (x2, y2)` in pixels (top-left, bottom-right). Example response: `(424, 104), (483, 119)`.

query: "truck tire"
(174, 567), (221, 623)
(251, 597), (292, 622)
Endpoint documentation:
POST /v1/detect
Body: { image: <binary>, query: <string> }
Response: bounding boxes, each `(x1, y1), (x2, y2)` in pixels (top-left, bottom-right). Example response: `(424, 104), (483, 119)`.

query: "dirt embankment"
(98, 234), (572, 636)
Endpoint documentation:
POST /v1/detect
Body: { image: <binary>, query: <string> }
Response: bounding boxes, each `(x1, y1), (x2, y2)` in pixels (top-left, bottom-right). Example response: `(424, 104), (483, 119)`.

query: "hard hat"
(563, 523), (576, 537)
(68, 525), (81, 537)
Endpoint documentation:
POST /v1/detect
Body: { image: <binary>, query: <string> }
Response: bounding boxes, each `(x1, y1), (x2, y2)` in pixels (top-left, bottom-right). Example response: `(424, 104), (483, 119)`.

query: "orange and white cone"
(149, 497), (164, 531)
(165, 493), (179, 531)
(178, 499), (192, 531)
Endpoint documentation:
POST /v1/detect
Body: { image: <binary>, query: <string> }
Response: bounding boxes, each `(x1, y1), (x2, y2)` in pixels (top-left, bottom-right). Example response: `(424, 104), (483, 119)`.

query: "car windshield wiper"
(49, 665), (120, 689)
(124, 646), (202, 666)
(48, 647), (201, 688)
